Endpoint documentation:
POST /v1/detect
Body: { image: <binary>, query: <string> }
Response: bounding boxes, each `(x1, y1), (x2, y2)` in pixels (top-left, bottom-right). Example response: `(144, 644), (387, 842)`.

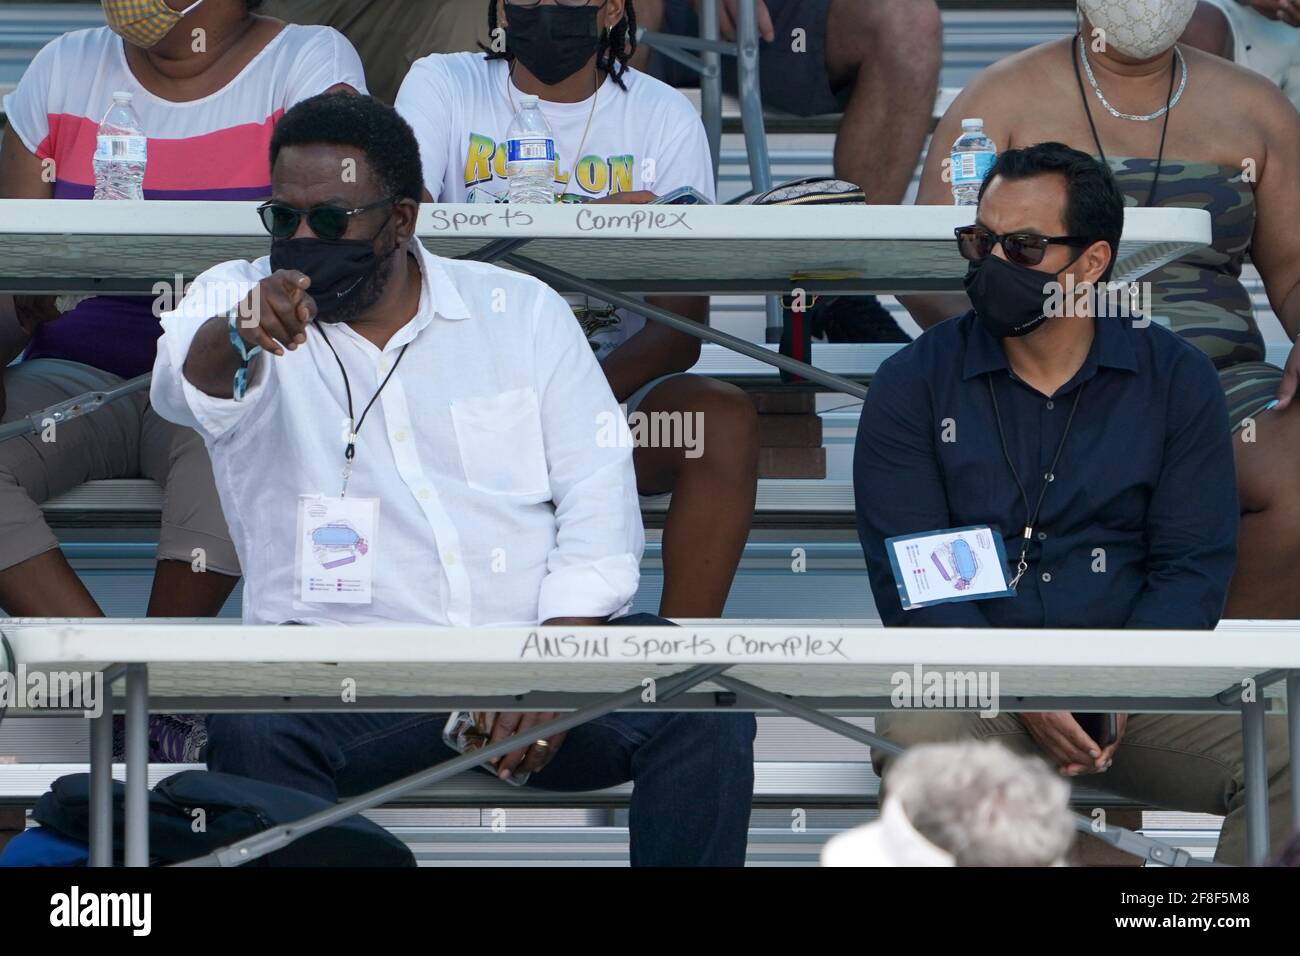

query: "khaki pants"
(0, 358), (239, 580)
(874, 710), (1294, 865)
(260, 0), (491, 104)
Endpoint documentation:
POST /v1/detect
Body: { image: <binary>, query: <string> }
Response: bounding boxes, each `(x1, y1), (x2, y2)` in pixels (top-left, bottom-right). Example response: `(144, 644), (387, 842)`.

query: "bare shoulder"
(955, 38), (1069, 104)
(919, 38), (1074, 204)
(1180, 44), (1297, 124)
(945, 39), (1075, 140)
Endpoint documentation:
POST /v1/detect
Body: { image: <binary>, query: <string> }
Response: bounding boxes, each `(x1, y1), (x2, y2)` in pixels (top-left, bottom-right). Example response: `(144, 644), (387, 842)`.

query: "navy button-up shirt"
(854, 310), (1238, 629)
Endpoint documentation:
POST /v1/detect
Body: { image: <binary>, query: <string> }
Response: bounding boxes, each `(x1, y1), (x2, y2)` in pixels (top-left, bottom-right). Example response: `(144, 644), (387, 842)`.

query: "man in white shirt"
(151, 93), (756, 865)
(395, 0), (761, 624)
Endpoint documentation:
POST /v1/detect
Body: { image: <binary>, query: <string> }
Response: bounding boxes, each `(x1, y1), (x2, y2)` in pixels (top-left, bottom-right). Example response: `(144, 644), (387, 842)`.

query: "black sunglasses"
(257, 196), (396, 241)
(955, 225), (1090, 267)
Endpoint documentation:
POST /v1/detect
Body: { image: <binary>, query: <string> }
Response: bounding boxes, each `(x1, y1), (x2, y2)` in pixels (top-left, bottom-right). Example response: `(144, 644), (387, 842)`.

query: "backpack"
(0, 827), (91, 867)
(31, 769), (415, 867)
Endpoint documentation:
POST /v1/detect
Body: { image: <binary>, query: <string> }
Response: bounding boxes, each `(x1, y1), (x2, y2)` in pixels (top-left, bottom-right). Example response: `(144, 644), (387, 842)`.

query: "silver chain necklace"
(1078, 34), (1186, 122)
(502, 63), (600, 199)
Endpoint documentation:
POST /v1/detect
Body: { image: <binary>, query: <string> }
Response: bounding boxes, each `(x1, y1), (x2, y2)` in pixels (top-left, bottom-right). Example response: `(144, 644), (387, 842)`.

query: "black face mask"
(506, 4), (603, 86)
(962, 253), (1072, 339)
(270, 223), (393, 323)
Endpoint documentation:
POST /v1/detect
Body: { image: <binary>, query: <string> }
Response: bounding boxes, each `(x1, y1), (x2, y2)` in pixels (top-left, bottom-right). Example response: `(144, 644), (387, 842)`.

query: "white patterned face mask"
(1078, 0), (1197, 59)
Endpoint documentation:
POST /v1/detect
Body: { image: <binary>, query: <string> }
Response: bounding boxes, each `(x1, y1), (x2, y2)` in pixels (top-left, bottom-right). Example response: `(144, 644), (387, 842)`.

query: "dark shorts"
(648, 0), (849, 117)
(1219, 361), (1283, 434)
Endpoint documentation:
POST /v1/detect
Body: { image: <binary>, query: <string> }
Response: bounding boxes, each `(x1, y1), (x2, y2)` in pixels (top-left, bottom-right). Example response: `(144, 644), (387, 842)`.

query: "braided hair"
(484, 0), (638, 90)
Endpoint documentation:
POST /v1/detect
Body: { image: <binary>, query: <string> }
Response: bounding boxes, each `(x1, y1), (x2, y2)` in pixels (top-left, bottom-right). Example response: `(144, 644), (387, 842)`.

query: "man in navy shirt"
(855, 142), (1289, 864)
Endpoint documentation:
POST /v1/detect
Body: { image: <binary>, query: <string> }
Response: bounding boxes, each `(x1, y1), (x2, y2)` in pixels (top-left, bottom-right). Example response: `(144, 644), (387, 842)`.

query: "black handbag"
(734, 178), (867, 382)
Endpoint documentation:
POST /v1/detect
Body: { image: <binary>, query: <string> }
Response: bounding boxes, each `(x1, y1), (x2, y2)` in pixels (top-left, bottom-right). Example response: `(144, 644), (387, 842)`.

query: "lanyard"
(987, 376), (1085, 590)
(1071, 32), (1176, 209)
(317, 325), (409, 497)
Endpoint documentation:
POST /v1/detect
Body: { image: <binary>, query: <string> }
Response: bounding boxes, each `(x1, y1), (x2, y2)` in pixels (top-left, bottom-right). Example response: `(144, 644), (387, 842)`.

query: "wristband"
(227, 311), (263, 401)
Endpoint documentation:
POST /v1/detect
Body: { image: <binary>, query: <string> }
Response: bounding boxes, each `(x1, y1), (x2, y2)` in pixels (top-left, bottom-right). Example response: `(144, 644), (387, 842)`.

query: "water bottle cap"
(113, 91), (134, 104)
(960, 118), (983, 130)
(519, 94), (539, 107)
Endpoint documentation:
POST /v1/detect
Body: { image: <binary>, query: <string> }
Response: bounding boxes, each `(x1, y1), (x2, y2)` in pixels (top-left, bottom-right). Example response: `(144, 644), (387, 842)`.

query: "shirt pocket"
(449, 386), (550, 496)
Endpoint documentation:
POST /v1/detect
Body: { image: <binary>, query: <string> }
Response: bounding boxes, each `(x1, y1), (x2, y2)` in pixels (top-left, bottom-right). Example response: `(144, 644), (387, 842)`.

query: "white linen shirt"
(151, 238), (643, 627)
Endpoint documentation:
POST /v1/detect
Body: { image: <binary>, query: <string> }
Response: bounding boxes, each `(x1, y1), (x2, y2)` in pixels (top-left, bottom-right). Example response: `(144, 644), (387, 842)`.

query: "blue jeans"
(206, 710), (756, 866)
(205, 619), (757, 866)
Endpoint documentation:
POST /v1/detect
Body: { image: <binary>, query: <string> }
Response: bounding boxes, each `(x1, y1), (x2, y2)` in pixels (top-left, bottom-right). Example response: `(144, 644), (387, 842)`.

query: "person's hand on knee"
(1018, 712), (1110, 776)
(488, 711), (569, 780)
(1095, 713), (1129, 771)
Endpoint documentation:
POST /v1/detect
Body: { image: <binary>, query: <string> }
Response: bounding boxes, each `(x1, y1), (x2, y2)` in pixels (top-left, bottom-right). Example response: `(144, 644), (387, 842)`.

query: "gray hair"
(888, 741), (1074, 866)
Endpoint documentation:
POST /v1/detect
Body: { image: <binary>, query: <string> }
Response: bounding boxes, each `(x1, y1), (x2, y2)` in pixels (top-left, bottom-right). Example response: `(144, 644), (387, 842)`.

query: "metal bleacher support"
(637, 0), (785, 343)
(637, 0), (773, 191)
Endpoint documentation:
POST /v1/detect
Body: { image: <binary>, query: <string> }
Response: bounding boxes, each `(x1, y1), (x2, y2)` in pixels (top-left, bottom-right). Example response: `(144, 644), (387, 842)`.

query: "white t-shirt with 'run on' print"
(395, 52), (715, 359)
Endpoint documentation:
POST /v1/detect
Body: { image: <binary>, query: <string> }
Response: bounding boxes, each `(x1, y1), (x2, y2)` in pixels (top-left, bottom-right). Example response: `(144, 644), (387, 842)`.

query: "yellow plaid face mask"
(101, 0), (206, 49)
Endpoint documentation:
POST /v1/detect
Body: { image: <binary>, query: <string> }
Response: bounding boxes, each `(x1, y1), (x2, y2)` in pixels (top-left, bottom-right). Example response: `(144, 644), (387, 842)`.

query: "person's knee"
(204, 714), (306, 772)
(872, 712), (992, 775)
(204, 714), (259, 759)
(676, 712), (757, 761)
(841, 0), (942, 64)
(0, 473), (62, 577)
(0, 456), (19, 488)
(1235, 405), (1300, 521)
(709, 713), (757, 777)
(690, 380), (758, 472)
(881, 0), (943, 46)
(723, 711), (758, 745)
(155, 434), (240, 574)
(610, 611), (673, 627)
(632, 0), (664, 32)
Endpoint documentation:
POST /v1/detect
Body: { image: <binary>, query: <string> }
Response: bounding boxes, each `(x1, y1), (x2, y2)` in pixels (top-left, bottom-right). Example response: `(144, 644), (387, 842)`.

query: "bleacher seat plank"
(38, 476), (859, 521)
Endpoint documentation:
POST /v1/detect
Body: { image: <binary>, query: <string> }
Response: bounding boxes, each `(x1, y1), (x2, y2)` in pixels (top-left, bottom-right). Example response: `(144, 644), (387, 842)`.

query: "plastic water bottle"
(950, 118), (996, 206)
(92, 92), (147, 201)
(505, 95), (556, 205)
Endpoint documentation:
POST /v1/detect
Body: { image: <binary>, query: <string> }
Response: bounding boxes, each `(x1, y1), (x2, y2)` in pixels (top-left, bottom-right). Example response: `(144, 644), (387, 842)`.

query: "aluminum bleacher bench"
(0, 3), (105, 107)
(0, 759), (1157, 811)
(34, 475), (869, 623)
(36, 476), (858, 525)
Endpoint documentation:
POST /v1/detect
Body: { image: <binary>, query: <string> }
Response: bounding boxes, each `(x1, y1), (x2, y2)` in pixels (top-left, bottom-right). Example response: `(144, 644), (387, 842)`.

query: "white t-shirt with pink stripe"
(4, 23), (366, 200)
(1, 24), (367, 378)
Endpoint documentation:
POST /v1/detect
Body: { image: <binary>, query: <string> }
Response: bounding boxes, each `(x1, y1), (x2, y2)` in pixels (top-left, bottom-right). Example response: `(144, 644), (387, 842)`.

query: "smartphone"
(465, 186), (506, 204)
(1073, 712), (1118, 748)
(443, 711), (530, 786)
(652, 186), (711, 205)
